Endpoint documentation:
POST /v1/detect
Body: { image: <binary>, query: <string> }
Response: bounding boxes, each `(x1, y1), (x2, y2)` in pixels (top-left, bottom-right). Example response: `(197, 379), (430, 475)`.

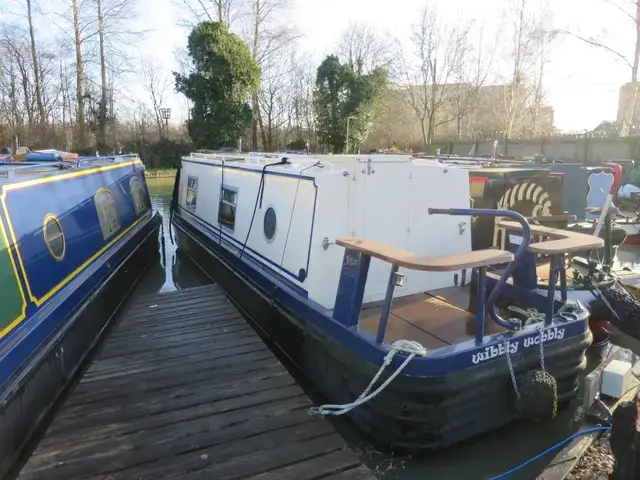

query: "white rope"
(507, 306), (545, 326)
(308, 340), (428, 416)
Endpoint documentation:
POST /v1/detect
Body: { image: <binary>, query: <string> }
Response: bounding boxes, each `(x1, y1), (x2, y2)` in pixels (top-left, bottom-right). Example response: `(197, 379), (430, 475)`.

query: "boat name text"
(471, 327), (566, 364)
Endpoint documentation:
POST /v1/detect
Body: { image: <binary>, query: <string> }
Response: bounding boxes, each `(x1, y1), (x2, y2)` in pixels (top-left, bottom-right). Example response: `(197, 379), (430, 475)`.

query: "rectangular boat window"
(186, 176), (198, 211)
(219, 186), (237, 231)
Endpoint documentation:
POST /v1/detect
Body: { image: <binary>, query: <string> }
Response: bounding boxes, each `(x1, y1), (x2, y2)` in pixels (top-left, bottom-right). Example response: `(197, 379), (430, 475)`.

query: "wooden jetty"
(17, 285), (374, 480)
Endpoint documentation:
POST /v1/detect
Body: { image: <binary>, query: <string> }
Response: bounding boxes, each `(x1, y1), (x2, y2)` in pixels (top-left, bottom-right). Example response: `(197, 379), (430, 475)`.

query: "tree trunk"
(420, 117), (428, 150)
(9, 58), (19, 128)
(19, 63), (33, 126)
(72, 0), (86, 147)
(259, 107), (268, 150)
(27, 0), (46, 124)
(97, 0), (108, 151)
(625, 2), (640, 135)
(427, 112), (435, 146)
(218, 0), (223, 22)
(251, 0), (260, 150)
(633, 1), (640, 84)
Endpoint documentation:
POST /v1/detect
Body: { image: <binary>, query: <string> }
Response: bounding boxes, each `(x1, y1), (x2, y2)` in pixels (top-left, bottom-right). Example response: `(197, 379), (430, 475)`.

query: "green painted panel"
(0, 222), (24, 333)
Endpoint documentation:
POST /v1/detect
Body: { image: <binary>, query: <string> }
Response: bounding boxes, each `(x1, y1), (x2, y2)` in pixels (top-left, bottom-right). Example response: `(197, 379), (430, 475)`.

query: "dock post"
(610, 394), (639, 479)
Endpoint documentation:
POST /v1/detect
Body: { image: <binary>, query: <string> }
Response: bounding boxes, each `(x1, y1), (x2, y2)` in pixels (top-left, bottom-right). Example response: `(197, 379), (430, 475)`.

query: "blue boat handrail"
(76, 154), (140, 166)
(428, 208), (531, 330)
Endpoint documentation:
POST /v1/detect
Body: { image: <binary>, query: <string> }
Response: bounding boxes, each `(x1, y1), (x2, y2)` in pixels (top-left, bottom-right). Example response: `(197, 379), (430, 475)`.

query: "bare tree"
(96, 0), (107, 148)
(560, 0), (640, 134)
(71, 0), (86, 145)
(85, 0), (145, 150)
(245, 0), (298, 150)
(399, 6), (475, 148)
(258, 50), (293, 150)
(286, 49), (316, 148)
(173, 0), (241, 28)
(24, 0), (46, 123)
(141, 58), (170, 138)
(336, 22), (394, 75)
(499, 0), (553, 139)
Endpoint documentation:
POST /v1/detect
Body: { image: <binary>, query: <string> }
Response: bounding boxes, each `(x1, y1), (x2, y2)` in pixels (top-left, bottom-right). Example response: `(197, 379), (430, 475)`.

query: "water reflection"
(134, 177), (211, 296)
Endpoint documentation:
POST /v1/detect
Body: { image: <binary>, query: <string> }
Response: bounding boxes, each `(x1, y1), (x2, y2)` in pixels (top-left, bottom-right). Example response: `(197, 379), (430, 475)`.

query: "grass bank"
(144, 168), (176, 178)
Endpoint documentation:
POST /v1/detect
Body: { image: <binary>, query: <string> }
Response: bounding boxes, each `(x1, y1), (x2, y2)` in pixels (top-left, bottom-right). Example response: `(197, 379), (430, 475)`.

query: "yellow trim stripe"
(0, 160), (142, 308)
(35, 214), (147, 307)
(0, 215), (27, 340)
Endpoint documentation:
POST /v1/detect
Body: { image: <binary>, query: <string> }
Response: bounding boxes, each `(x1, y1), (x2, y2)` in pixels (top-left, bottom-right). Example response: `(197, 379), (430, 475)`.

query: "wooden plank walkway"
(18, 285), (374, 480)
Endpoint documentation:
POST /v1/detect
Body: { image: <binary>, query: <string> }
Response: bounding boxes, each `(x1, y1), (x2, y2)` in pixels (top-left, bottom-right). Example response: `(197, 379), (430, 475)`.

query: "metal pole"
(346, 117), (350, 154)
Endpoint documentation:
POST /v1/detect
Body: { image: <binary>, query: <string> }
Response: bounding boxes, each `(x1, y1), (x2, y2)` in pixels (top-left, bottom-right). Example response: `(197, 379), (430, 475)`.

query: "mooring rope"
(309, 340), (428, 416)
(507, 300), (578, 327)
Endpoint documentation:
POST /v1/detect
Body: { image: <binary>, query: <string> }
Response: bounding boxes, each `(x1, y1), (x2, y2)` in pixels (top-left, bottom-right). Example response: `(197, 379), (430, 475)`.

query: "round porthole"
(264, 207), (277, 242)
(43, 214), (65, 261)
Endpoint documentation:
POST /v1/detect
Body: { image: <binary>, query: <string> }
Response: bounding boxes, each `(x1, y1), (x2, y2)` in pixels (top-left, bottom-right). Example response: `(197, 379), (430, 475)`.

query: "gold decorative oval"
(43, 213), (65, 261)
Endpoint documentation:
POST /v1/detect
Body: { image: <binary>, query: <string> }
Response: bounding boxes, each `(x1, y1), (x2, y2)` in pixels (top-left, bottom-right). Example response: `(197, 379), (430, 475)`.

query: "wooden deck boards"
(19, 285), (373, 480)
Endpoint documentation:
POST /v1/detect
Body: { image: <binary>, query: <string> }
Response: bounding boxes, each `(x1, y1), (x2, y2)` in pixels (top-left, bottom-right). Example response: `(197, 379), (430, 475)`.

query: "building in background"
(367, 83), (555, 150)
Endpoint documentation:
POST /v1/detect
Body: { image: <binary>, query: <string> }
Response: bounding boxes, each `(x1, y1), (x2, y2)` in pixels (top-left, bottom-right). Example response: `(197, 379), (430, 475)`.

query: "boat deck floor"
(358, 285), (505, 349)
(18, 285), (373, 480)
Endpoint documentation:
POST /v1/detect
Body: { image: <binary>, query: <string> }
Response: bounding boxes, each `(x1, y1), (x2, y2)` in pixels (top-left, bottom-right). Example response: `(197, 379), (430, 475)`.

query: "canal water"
(139, 177), (640, 480)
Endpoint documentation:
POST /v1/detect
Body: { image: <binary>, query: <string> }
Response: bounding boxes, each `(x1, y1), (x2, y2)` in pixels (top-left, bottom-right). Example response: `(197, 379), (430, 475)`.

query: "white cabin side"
(178, 153), (474, 311)
(305, 156), (473, 308)
(178, 156), (320, 292)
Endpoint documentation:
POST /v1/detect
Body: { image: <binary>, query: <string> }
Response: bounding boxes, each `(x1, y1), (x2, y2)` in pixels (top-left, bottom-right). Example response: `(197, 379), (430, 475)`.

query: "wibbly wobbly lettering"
(471, 327), (566, 365)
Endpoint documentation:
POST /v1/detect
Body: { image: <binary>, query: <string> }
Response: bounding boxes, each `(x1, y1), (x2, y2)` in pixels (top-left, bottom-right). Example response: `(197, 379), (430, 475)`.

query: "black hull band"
(174, 219), (590, 451)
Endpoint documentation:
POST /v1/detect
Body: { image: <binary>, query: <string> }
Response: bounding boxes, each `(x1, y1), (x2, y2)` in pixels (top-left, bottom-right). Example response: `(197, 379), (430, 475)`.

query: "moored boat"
(171, 152), (597, 451)
(0, 154), (162, 476)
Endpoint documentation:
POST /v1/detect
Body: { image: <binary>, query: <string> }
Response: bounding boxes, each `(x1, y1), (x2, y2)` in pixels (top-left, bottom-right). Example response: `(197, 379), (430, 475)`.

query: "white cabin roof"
(182, 152), (436, 177)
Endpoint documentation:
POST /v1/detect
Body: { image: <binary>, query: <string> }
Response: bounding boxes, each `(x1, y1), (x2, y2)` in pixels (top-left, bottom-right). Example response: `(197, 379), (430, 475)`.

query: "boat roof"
(183, 151), (463, 174)
(182, 151), (565, 177)
(0, 154), (141, 187)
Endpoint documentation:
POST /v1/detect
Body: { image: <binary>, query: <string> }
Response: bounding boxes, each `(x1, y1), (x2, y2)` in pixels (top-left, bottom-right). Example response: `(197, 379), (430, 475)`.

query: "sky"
(139, 0), (635, 132)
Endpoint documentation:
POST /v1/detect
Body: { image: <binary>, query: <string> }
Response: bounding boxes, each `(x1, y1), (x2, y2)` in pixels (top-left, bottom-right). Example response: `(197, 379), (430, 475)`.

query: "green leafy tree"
(314, 55), (387, 153)
(175, 22), (260, 149)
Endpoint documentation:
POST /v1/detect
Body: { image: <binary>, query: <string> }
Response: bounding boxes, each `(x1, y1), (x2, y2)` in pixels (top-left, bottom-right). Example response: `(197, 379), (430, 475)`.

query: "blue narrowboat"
(171, 152), (598, 451)
(0, 154), (162, 475)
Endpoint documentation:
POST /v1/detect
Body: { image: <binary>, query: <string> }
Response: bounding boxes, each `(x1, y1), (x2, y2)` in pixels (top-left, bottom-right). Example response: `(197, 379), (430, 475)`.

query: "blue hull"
(0, 159), (162, 476)
(172, 210), (591, 451)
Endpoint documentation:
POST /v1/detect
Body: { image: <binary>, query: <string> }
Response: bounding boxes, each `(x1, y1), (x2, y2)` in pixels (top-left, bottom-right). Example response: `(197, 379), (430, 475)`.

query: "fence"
(430, 137), (640, 165)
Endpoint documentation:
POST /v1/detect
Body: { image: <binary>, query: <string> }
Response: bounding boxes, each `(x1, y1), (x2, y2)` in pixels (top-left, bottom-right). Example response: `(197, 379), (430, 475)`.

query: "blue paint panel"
(4, 166), (146, 301)
(0, 161), (158, 387)
(174, 211), (589, 378)
(0, 214), (159, 386)
(332, 249), (370, 327)
(507, 233), (538, 290)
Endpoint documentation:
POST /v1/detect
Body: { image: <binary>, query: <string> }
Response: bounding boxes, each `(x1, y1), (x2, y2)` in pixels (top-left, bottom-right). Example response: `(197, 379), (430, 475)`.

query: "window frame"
(95, 188), (121, 240)
(43, 213), (65, 261)
(218, 184), (238, 232)
(130, 176), (147, 215)
(263, 206), (277, 243)
(186, 175), (198, 211)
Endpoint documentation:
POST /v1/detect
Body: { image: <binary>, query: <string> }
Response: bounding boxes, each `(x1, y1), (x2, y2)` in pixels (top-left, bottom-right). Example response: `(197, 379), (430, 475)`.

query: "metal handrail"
(428, 207), (532, 330)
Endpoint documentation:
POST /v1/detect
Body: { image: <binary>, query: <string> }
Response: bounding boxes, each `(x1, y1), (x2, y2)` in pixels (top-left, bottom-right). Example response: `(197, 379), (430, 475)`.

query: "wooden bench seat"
(497, 220), (604, 254)
(336, 237), (514, 271)
(527, 214), (577, 223)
